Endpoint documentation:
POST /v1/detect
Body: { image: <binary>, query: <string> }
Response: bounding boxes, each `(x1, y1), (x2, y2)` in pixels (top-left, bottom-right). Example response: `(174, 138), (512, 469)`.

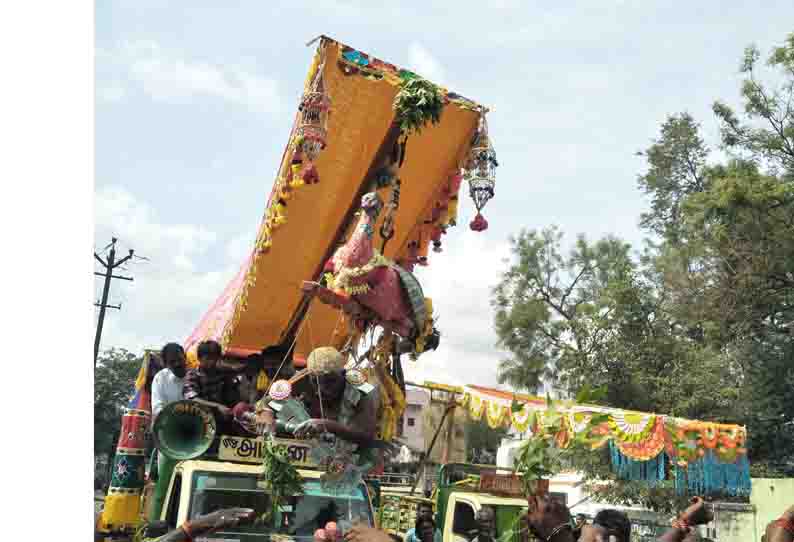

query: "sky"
(94, 1), (794, 390)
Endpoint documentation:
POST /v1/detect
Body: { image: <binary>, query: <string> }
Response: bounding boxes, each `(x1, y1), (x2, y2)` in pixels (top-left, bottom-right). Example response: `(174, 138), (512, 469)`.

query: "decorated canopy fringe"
(458, 385), (748, 469)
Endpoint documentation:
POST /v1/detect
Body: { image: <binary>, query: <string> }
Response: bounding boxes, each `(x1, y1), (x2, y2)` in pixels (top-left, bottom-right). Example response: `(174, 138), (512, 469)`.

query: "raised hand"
(765, 504), (794, 542)
(294, 418), (325, 439)
(678, 497), (713, 527)
(186, 507), (255, 535)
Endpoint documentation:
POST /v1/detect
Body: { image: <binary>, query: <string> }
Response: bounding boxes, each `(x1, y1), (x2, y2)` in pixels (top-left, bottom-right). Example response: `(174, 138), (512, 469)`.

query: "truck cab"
(378, 464), (528, 542)
(440, 490), (527, 542)
(436, 464), (527, 542)
(154, 436), (377, 541)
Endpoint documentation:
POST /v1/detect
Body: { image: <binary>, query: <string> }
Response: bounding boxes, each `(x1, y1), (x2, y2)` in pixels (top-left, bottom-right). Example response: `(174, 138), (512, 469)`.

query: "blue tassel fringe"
(609, 442), (751, 497)
(673, 450), (751, 497)
(608, 440), (666, 484)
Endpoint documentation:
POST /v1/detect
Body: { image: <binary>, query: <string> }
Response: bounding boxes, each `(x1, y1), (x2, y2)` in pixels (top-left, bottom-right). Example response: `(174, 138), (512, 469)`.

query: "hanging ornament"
(295, 68), (331, 185)
(269, 380), (292, 401)
(464, 110), (497, 232)
(345, 368), (366, 387)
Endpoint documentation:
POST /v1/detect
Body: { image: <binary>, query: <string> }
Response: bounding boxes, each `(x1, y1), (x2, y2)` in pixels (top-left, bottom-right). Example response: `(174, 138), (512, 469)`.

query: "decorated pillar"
(96, 352), (159, 535)
(98, 408), (149, 532)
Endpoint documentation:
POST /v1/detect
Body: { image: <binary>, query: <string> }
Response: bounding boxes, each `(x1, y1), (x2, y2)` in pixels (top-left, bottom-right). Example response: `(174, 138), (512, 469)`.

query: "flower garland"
(460, 387), (749, 468)
(330, 251), (391, 295)
(608, 411), (656, 443)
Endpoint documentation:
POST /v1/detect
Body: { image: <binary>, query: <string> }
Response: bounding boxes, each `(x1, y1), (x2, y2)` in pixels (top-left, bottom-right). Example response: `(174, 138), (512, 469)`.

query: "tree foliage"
(493, 32), (794, 506)
(464, 419), (509, 464)
(94, 348), (143, 458)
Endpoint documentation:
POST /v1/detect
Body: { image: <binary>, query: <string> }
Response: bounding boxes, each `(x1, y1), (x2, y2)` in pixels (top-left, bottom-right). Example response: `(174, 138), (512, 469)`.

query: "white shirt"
(151, 368), (184, 418)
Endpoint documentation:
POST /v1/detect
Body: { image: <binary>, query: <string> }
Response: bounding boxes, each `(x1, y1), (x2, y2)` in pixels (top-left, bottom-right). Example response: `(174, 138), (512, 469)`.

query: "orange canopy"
(185, 37), (488, 365)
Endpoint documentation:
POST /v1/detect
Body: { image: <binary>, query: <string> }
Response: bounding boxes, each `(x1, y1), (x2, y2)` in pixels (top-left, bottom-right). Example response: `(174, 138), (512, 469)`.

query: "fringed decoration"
(256, 369), (271, 392)
(609, 440), (667, 484)
(674, 450), (751, 497)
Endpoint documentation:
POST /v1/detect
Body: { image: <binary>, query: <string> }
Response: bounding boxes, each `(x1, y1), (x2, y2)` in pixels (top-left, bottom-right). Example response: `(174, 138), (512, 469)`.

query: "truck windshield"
(494, 505), (527, 542)
(189, 471), (373, 541)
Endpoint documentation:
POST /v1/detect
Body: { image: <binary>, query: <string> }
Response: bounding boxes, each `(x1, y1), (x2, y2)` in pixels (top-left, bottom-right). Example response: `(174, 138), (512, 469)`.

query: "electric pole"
(94, 237), (134, 367)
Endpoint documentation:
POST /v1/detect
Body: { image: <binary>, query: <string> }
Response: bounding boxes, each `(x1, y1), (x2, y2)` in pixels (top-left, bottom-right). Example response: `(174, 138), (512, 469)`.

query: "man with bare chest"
(295, 367), (380, 448)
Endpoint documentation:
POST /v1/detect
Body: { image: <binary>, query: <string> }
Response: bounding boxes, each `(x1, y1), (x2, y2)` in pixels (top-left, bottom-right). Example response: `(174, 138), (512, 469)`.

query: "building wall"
(401, 388), (430, 455)
(712, 503), (757, 542)
(422, 399), (467, 464)
(751, 478), (794, 541)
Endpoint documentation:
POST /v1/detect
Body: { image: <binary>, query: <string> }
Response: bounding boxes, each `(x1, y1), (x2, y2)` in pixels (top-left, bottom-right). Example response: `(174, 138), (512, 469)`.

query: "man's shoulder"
(152, 368), (170, 385)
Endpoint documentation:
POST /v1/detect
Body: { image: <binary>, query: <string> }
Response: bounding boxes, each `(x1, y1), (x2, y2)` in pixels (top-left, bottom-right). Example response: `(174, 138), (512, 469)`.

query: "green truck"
(379, 464), (528, 542)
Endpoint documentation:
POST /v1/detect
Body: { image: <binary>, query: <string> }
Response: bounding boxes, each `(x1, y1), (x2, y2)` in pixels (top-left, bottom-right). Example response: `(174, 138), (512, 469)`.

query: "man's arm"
(182, 371), (231, 416)
(658, 497), (713, 542)
(189, 397), (232, 416)
(153, 508), (254, 541)
(296, 390), (379, 446)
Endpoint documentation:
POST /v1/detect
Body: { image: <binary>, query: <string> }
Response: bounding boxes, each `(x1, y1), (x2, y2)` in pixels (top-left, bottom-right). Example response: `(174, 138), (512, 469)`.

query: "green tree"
(94, 348), (143, 472)
(492, 30), (794, 504)
(464, 420), (508, 464)
(492, 227), (739, 420)
(637, 113), (710, 243)
(712, 32), (794, 176)
(492, 226), (635, 396)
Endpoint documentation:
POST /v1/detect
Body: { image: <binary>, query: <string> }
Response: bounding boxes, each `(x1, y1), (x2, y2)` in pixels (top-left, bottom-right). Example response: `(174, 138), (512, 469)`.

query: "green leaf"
(576, 384), (592, 404)
(511, 398), (523, 413)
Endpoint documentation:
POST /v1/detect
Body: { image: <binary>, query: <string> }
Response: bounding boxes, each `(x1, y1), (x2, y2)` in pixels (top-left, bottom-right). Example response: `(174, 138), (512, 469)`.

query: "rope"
(306, 302), (329, 435)
(265, 326), (302, 396)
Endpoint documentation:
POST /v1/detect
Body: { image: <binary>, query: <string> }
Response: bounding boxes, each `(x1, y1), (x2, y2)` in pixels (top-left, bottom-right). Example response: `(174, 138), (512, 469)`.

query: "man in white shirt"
(151, 343), (187, 474)
(152, 343), (187, 418)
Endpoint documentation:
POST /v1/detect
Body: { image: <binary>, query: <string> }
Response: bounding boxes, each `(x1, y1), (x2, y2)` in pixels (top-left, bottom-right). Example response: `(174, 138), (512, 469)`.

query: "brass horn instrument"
(152, 400), (217, 460)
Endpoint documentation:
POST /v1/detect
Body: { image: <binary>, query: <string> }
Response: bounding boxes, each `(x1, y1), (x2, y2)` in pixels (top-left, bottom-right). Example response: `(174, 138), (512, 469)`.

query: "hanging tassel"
(273, 199), (288, 226)
(674, 450), (751, 497)
(445, 197), (459, 226)
(470, 212), (488, 232)
(302, 163), (320, 184)
(289, 164), (305, 188)
(609, 441), (667, 483)
(256, 370), (271, 392)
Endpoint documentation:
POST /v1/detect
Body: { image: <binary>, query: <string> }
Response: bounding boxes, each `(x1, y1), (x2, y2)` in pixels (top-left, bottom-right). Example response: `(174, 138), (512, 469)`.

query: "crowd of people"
(149, 339), (381, 470)
(144, 498), (794, 542)
(146, 342), (794, 542)
(151, 340), (272, 430)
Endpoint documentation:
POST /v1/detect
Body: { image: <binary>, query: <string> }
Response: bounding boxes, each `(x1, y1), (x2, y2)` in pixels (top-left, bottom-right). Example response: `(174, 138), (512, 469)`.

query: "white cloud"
(225, 230), (256, 263)
(94, 186), (240, 352)
(97, 41), (282, 113)
(408, 43), (449, 88)
(95, 185), (218, 272)
(405, 228), (513, 390)
(96, 82), (127, 103)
